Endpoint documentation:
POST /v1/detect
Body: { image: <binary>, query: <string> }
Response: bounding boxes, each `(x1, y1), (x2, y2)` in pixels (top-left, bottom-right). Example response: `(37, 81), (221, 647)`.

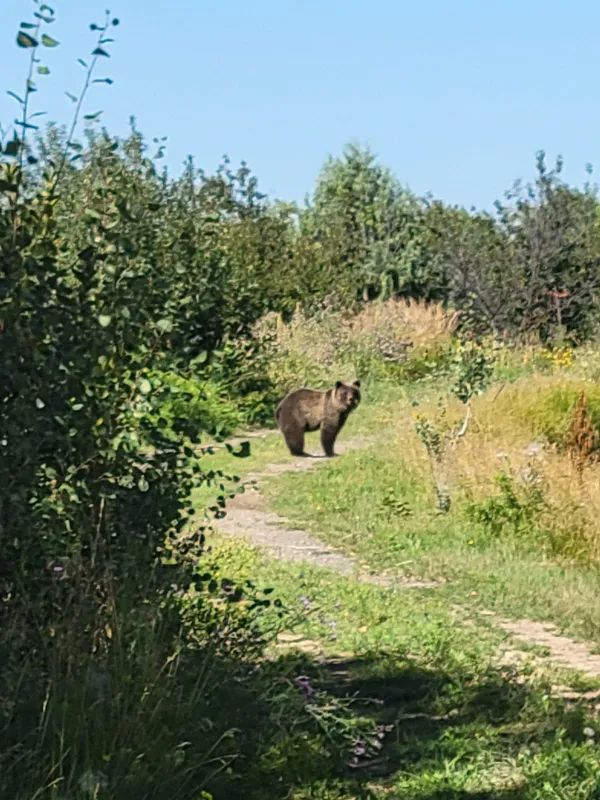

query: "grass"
(263, 440), (600, 643)
(206, 537), (600, 799)
(254, 298), (458, 393)
(186, 348), (600, 647)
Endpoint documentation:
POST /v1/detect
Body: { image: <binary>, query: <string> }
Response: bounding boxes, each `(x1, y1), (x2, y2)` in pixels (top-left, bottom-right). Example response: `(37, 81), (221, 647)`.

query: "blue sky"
(1, 0), (598, 209)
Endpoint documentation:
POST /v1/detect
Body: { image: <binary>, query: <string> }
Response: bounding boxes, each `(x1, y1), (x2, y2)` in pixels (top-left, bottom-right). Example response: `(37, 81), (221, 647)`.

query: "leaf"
(65, 92), (77, 103)
(98, 314), (112, 327)
(78, 58), (88, 68)
(99, 38), (115, 44)
(4, 138), (21, 156)
(15, 121), (39, 130)
(139, 379), (152, 395)
(156, 318), (173, 333)
(41, 34), (59, 47)
(93, 78), (113, 84)
(17, 31), (38, 48)
(112, 17), (120, 25)
(92, 47), (110, 57)
(27, 155), (38, 165)
(40, 4), (55, 14)
(30, 111), (47, 118)
(35, 398), (45, 409)
(37, 65), (50, 75)
(138, 477), (149, 492)
(20, 22), (37, 29)
(72, 403), (83, 411)
(7, 91), (24, 105)
(120, 307), (131, 319)
(67, 140), (83, 151)
(83, 111), (103, 121)
(226, 441), (251, 458)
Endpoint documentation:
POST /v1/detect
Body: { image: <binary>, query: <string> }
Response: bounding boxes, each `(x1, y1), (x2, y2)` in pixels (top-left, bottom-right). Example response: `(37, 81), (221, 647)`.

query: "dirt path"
(496, 617), (600, 679)
(214, 435), (438, 589)
(214, 432), (600, 684)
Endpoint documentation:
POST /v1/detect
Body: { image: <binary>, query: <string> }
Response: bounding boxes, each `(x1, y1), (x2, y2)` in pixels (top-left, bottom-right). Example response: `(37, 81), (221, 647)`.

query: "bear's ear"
(335, 380), (343, 390)
(353, 379), (361, 388)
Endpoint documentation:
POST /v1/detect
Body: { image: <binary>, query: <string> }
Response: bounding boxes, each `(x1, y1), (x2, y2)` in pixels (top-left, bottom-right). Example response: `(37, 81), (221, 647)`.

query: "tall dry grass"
(429, 373), (600, 561)
(254, 298), (459, 392)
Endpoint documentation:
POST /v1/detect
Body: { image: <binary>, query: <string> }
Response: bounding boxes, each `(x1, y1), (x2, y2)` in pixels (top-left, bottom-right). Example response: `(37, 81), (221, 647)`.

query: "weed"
(567, 390), (599, 474)
(465, 469), (546, 541)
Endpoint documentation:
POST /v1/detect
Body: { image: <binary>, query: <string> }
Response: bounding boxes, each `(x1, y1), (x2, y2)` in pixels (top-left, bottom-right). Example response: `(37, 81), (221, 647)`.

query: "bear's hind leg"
(284, 424), (305, 456)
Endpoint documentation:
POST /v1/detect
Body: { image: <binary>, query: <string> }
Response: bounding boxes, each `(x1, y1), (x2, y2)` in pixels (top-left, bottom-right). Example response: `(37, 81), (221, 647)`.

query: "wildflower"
(299, 595), (312, 611)
(294, 675), (316, 704)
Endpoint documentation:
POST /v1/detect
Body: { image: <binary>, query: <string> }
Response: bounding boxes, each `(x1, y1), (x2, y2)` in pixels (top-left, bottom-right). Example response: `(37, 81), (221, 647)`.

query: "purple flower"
(294, 675), (316, 704)
(53, 565), (63, 574)
(299, 595), (312, 611)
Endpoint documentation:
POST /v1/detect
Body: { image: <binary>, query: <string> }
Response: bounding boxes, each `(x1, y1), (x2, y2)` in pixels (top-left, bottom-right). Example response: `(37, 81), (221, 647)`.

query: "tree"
(300, 143), (435, 304)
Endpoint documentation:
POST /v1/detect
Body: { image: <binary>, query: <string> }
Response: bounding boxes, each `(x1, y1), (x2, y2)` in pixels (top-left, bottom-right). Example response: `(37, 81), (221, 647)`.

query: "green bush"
(148, 372), (245, 441)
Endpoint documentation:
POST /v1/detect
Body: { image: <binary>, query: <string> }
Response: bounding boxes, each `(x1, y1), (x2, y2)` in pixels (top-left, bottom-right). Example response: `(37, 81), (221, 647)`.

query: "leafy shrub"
(450, 338), (495, 404)
(148, 371), (245, 441)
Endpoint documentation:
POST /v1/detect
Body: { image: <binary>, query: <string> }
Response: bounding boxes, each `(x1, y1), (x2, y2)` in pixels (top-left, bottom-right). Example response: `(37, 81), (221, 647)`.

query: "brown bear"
(275, 380), (361, 457)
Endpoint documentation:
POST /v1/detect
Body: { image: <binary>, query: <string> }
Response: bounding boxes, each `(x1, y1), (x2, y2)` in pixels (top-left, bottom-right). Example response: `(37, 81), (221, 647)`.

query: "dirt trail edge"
(213, 435), (438, 590)
(496, 617), (600, 680)
(213, 432), (600, 684)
